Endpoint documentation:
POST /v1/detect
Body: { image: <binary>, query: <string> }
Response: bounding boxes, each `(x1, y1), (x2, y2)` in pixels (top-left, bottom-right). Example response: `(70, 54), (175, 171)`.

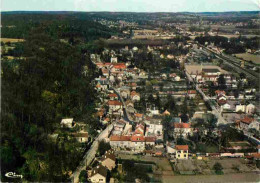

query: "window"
(178, 155), (180, 157)
(99, 179), (103, 181)
(184, 154), (187, 157)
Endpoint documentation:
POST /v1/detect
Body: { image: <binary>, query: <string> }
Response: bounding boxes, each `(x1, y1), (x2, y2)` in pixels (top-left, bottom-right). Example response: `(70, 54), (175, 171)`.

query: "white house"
(174, 76), (181, 81)
(88, 165), (107, 183)
(130, 91), (140, 102)
(236, 104), (246, 113)
(71, 132), (88, 143)
(110, 57), (118, 63)
(175, 145), (189, 159)
(246, 104), (255, 114)
(222, 103), (231, 110)
(61, 118), (75, 128)
(174, 123), (192, 138)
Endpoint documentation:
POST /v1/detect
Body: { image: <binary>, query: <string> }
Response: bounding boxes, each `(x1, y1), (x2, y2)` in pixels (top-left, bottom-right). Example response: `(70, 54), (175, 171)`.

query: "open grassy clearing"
(235, 53), (260, 64)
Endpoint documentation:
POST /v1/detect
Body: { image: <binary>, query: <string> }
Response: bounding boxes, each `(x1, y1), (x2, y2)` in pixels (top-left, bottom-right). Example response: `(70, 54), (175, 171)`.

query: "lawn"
(235, 53), (260, 65)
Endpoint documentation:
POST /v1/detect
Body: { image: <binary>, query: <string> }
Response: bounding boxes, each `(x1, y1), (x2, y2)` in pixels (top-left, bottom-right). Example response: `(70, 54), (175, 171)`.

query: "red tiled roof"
(131, 135), (145, 142)
(188, 90), (196, 94)
(175, 145), (189, 151)
(113, 63), (126, 69)
(135, 113), (143, 118)
(130, 83), (137, 87)
(145, 136), (156, 142)
(110, 135), (131, 141)
(252, 153), (260, 158)
(174, 123), (191, 128)
(130, 91), (140, 96)
(215, 90), (226, 95)
(218, 99), (227, 105)
(108, 100), (122, 106)
(108, 93), (118, 98)
(241, 116), (254, 124)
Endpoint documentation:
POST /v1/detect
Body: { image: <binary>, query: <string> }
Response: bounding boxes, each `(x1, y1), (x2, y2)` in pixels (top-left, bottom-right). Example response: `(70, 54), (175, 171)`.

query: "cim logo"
(5, 172), (23, 179)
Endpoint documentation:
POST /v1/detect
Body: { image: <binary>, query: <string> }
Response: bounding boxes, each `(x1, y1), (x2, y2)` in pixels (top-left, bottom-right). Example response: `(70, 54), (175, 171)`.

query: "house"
(120, 89), (130, 99)
(238, 116), (254, 131)
(131, 135), (146, 150)
(175, 145), (189, 159)
(134, 113), (144, 122)
(236, 104), (246, 113)
(145, 136), (156, 146)
(88, 165), (108, 183)
(129, 82), (137, 90)
(108, 93), (118, 100)
(187, 90), (196, 98)
(147, 106), (159, 116)
(71, 132), (88, 143)
(125, 100), (134, 108)
(215, 90), (226, 96)
(246, 104), (255, 114)
(145, 118), (163, 139)
(174, 76), (181, 81)
(110, 135), (131, 149)
(100, 149), (116, 171)
(174, 123), (192, 138)
(60, 118), (75, 128)
(111, 57), (117, 63)
(202, 68), (221, 76)
(162, 110), (171, 116)
(222, 103), (231, 110)
(166, 142), (176, 155)
(108, 100), (123, 111)
(109, 135), (156, 152)
(170, 117), (182, 126)
(107, 100), (123, 117)
(130, 91), (140, 102)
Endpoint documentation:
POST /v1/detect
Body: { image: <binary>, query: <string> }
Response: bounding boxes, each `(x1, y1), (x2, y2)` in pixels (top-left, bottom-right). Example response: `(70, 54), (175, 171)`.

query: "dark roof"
(101, 150), (116, 162)
(90, 164), (107, 178)
(202, 68), (220, 73)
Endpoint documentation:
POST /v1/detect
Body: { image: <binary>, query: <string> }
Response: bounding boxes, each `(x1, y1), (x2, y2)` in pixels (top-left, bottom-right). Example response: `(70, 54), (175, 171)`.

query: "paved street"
(70, 124), (114, 183)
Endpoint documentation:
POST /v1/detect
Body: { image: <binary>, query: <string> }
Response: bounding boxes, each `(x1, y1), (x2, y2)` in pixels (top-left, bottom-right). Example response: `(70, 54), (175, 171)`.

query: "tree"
(217, 74), (226, 89)
(79, 170), (88, 183)
(213, 162), (223, 175)
(98, 140), (111, 156)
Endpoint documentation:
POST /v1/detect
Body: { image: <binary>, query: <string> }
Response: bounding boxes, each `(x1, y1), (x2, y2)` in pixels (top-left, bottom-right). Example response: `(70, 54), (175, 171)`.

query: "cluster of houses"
(87, 149), (116, 183)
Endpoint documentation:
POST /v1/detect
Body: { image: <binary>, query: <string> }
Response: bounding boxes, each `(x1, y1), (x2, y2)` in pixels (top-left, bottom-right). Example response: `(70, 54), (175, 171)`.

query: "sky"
(2, 0), (260, 12)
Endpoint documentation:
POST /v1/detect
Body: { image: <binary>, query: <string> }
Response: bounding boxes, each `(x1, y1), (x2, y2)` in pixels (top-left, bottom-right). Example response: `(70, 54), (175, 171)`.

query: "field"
(235, 53), (260, 64)
(185, 65), (228, 75)
(1, 38), (25, 43)
(175, 159), (257, 175)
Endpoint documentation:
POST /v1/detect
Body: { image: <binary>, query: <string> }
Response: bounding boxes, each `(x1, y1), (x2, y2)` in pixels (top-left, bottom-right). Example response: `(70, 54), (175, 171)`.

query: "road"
(111, 87), (135, 125)
(185, 71), (226, 124)
(70, 124), (114, 183)
(70, 86), (135, 183)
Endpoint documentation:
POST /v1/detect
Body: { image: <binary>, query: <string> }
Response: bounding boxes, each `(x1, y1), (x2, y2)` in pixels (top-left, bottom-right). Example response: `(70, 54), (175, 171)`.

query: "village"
(60, 38), (260, 182)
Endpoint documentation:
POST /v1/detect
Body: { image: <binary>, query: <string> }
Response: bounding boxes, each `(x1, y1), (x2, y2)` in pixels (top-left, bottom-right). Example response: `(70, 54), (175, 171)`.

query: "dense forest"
(1, 13), (114, 182)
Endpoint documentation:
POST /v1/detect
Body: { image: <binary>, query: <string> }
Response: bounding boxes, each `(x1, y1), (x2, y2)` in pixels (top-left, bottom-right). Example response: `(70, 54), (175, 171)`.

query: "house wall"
(89, 174), (106, 183)
(176, 150), (189, 159)
(101, 159), (115, 171)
